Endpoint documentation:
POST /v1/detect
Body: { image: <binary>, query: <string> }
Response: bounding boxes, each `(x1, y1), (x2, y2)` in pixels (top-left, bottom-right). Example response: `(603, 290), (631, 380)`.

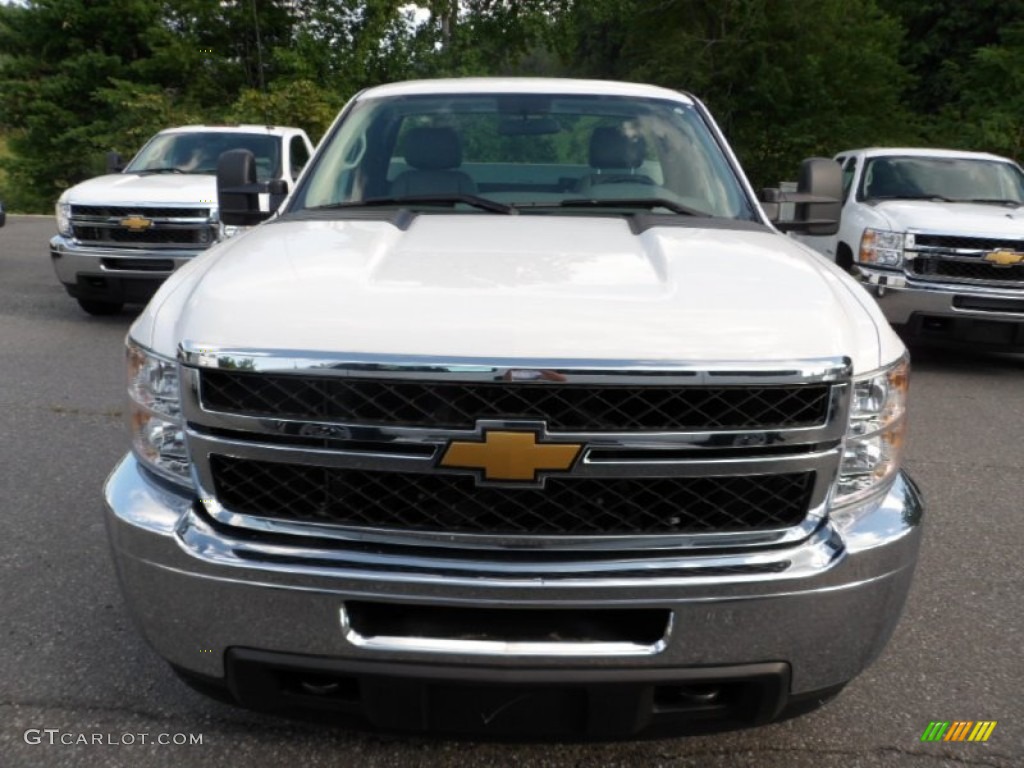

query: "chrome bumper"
(104, 454), (923, 696)
(49, 235), (199, 285)
(857, 267), (1024, 326)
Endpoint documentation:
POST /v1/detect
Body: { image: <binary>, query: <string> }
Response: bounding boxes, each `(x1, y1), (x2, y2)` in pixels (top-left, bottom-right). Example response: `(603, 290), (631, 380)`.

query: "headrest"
(589, 126), (646, 170)
(402, 127), (463, 170)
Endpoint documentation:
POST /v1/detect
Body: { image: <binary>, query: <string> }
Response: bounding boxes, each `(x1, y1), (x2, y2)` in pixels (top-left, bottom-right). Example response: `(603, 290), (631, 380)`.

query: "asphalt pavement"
(1, 214), (1021, 767)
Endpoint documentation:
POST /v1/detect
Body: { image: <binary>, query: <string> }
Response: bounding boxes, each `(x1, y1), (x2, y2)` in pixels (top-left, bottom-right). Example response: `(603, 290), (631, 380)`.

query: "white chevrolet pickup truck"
(50, 124), (314, 315)
(105, 78), (923, 738)
(795, 147), (1024, 349)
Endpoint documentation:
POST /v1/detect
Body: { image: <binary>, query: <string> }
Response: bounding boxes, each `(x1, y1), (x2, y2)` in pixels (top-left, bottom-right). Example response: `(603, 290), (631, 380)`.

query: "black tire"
(77, 298), (123, 316)
(835, 243), (855, 274)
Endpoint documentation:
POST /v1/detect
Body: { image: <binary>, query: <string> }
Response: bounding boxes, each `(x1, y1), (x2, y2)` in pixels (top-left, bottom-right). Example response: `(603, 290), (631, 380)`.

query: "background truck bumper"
(859, 268), (1024, 347)
(49, 235), (199, 304)
(104, 454), (923, 734)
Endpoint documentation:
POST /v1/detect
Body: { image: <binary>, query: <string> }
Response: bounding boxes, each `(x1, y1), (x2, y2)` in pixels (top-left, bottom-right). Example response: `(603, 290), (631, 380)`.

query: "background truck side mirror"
(761, 157), (842, 236)
(218, 149), (267, 227)
(106, 152), (125, 174)
(796, 158), (842, 236)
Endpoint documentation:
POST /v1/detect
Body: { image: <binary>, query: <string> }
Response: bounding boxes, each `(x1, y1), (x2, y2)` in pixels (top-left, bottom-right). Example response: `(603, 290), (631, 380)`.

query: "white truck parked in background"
(50, 125), (314, 315)
(795, 147), (1024, 349)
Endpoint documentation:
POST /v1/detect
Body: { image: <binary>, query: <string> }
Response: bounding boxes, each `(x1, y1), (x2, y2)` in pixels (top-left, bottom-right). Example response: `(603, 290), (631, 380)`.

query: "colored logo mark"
(983, 249), (1024, 267)
(921, 721), (997, 742)
(439, 429), (581, 483)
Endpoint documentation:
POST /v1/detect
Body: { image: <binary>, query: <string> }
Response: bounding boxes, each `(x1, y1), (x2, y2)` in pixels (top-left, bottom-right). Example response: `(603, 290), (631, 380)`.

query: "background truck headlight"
(835, 356), (909, 504)
(859, 229), (904, 267)
(55, 202), (72, 237)
(126, 341), (190, 485)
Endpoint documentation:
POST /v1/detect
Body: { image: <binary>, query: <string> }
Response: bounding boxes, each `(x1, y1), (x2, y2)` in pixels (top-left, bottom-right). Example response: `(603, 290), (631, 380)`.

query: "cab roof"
(358, 77), (695, 105)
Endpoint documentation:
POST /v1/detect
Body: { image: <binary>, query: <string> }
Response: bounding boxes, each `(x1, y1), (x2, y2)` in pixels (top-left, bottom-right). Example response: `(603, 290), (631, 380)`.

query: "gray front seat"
(391, 127), (477, 197)
(575, 126), (654, 193)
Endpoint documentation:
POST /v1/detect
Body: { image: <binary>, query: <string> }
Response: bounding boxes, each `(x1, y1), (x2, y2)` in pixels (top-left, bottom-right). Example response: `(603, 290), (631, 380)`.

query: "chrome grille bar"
(179, 348), (851, 552)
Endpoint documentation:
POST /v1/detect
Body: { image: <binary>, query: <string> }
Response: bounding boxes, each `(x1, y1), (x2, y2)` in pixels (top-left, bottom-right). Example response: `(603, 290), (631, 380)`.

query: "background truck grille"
(70, 205), (210, 218)
(913, 234), (1024, 252)
(209, 455), (815, 535)
(908, 233), (1024, 286)
(911, 258), (1024, 283)
(72, 225), (212, 245)
(199, 371), (831, 431)
(69, 205), (214, 250)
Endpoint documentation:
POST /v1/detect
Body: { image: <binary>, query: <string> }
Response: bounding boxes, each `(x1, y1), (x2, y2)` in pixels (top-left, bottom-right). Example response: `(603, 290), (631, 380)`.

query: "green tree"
(954, 23), (1024, 159)
(0, 0), (298, 211)
(557, 0), (914, 188)
(880, 0), (1024, 119)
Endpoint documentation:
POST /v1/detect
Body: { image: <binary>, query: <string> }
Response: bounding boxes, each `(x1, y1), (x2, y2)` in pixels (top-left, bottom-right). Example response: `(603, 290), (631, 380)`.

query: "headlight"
(126, 341), (191, 485)
(834, 356), (909, 504)
(55, 202), (72, 237)
(858, 228), (904, 267)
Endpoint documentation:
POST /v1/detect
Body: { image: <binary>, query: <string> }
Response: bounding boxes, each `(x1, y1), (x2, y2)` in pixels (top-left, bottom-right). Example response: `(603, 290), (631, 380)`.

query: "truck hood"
(871, 199), (1024, 236)
(135, 215), (897, 373)
(59, 173), (215, 206)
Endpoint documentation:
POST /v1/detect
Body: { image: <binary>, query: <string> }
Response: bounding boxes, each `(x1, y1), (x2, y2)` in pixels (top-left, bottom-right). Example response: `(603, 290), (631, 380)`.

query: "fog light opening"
(655, 683), (725, 708)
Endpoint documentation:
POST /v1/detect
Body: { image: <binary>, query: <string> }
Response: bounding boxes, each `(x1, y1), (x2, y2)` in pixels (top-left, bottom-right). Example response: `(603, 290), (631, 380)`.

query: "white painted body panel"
(133, 214), (899, 374)
(59, 173), (216, 207)
(861, 199), (1024, 236)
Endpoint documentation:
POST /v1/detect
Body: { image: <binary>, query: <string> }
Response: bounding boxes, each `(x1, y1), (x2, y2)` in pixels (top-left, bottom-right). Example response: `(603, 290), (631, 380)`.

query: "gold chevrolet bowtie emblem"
(439, 430), (581, 483)
(983, 249), (1024, 267)
(120, 215), (153, 231)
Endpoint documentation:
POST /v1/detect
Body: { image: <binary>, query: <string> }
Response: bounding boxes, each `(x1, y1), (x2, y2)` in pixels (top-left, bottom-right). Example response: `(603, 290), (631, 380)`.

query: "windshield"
(290, 92), (756, 219)
(125, 131), (281, 181)
(859, 155), (1024, 204)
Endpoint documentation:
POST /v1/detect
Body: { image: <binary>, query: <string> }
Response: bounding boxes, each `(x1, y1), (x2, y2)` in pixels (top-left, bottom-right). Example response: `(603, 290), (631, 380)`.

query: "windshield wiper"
(553, 198), (710, 217)
(869, 193), (954, 202)
(134, 166), (187, 175)
(960, 198), (1024, 207)
(309, 195), (516, 215)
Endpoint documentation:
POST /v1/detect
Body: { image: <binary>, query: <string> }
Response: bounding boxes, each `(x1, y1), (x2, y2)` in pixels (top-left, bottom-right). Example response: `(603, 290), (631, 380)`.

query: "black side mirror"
(106, 152), (125, 174)
(0, 201), (6, 228)
(268, 178), (289, 213)
(217, 149), (281, 227)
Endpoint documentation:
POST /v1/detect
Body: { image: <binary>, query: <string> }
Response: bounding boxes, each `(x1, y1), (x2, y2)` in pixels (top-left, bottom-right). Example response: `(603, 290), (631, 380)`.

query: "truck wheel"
(836, 244), (854, 273)
(77, 298), (123, 316)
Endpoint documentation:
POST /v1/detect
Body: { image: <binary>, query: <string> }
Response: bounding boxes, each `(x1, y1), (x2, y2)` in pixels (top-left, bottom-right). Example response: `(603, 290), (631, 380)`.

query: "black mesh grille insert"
(210, 456), (815, 535)
(914, 234), (1024, 252)
(71, 205), (210, 218)
(72, 225), (212, 246)
(912, 258), (1024, 283)
(199, 372), (831, 431)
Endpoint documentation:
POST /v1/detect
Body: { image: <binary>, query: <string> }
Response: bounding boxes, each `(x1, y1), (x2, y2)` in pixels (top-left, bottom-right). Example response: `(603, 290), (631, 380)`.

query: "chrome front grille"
(180, 348), (852, 552)
(199, 370), (832, 431)
(210, 455), (816, 535)
(907, 232), (1024, 287)
(69, 205), (215, 250)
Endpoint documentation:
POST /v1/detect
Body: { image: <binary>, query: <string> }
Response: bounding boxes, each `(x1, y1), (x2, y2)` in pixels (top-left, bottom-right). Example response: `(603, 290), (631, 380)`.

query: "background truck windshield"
(293, 92), (756, 219)
(126, 132), (281, 181)
(859, 155), (1024, 203)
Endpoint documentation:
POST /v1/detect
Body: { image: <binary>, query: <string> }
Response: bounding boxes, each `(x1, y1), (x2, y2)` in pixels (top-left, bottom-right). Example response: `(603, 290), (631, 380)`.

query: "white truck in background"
(50, 125), (314, 315)
(794, 147), (1024, 349)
